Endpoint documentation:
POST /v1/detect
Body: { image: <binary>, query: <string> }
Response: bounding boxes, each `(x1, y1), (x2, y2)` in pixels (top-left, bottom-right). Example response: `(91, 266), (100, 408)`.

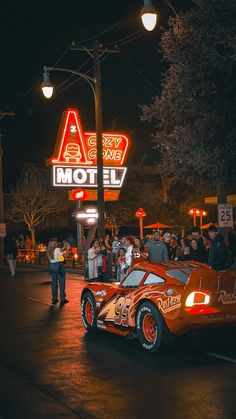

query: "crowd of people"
(87, 225), (236, 282)
(3, 225), (236, 305)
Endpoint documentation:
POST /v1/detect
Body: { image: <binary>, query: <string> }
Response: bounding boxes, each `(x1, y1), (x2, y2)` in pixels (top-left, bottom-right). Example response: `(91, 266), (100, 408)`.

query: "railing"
(17, 249), (83, 270)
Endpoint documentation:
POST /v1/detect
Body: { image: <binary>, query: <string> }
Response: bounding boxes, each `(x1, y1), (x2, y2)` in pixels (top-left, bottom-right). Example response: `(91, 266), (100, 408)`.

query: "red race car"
(81, 261), (236, 352)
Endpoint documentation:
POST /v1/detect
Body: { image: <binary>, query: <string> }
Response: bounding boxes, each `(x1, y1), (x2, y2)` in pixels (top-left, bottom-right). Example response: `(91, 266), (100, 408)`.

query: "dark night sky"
(0, 0), (192, 187)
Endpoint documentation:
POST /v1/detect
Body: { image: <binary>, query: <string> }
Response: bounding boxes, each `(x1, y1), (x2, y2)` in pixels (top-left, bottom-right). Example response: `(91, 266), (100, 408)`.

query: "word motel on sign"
(53, 166), (127, 189)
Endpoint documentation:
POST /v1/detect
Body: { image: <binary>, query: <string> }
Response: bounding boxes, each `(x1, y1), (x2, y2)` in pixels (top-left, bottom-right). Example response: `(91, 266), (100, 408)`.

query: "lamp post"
(41, 64), (105, 237)
(135, 208), (147, 239)
(199, 210), (207, 230)
(188, 208), (207, 228)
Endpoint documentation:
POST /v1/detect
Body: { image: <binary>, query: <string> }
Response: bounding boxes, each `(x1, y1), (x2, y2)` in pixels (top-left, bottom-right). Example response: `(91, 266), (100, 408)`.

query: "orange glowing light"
(135, 208), (147, 218)
(48, 108), (130, 167)
(189, 208), (207, 216)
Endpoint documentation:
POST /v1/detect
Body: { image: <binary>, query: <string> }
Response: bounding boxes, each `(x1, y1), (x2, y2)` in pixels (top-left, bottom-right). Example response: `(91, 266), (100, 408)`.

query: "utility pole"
(71, 41), (119, 237)
(93, 40), (105, 236)
(0, 111), (15, 263)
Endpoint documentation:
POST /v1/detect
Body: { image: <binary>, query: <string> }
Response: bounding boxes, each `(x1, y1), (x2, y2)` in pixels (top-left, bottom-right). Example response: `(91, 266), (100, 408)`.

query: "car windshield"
(122, 270), (146, 288)
(166, 268), (198, 283)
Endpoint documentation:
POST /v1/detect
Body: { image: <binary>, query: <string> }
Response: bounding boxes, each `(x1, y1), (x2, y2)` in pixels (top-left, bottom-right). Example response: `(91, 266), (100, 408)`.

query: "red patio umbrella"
(201, 222), (218, 230)
(144, 222), (173, 229)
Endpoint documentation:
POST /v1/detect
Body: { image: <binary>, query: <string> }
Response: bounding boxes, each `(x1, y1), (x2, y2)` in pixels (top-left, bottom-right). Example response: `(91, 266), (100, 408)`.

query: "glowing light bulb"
(42, 84), (54, 99)
(141, 12), (157, 31)
(41, 68), (54, 99)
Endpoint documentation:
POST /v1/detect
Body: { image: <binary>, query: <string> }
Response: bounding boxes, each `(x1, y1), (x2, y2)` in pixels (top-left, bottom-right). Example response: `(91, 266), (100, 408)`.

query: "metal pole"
(93, 40), (105, 237)
(76, 200), (83, 254)
(140, 217), (143, 240)
(193, 209), (196, 227)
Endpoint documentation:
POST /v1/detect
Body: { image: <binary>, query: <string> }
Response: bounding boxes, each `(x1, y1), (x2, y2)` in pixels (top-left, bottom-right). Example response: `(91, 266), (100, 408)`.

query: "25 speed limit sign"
(218, 204), (233, 228)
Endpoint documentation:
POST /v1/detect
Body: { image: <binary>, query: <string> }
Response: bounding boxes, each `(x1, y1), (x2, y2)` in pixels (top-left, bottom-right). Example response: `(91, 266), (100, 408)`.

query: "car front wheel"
(136, 301), (173, 353)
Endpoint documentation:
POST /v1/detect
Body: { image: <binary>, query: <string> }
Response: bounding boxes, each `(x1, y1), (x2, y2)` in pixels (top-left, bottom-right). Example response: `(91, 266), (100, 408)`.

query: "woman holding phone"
(46, 238), (69, 305)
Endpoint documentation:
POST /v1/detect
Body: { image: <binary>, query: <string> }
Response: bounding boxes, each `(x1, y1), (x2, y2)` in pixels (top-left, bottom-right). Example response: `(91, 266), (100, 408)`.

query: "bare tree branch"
(7, 172), (70, 245)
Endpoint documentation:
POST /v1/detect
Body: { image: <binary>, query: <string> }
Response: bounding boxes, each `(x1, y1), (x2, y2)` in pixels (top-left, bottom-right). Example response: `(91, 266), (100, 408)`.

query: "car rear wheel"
(136, 302), (174, 353)
(81, 292), (97, 331)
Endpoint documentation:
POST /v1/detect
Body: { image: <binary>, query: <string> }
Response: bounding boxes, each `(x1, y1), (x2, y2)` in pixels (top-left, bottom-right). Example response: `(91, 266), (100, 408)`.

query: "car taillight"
(185, 291), (210, 307)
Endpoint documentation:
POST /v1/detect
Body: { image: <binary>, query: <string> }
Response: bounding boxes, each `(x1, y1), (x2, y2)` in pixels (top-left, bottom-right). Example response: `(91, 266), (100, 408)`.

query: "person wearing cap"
(146, 231), (169, 262)
(46, 238), (69, 305)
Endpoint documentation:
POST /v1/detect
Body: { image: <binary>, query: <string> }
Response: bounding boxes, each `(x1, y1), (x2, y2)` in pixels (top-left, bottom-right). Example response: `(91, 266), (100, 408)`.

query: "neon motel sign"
(48, 108), (130, 189)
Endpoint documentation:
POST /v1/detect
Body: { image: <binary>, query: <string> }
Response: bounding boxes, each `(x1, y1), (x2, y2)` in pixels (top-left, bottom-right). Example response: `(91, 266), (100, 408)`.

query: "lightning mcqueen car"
(81, 261), (236, 352)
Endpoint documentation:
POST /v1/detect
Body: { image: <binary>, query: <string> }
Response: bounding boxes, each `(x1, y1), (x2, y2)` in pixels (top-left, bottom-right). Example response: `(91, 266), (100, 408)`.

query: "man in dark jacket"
(207, 225), (228, 270)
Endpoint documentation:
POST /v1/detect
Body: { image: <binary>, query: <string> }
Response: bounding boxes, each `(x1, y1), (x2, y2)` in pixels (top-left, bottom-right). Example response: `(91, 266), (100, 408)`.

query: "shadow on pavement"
(82, 327), (236, 372)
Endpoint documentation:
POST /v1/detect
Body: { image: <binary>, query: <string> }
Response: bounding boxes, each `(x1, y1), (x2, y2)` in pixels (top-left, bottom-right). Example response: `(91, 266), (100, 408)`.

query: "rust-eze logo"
(217, 290), (236, 305)
(157, 292), (181, 314)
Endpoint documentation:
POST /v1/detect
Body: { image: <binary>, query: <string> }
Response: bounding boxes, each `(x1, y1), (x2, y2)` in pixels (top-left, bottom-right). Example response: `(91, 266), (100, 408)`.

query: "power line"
(57, 56), (92, 90)
(24, 44), (70, 96)
(108, 29), (143, 46)
(73, 8), (139, 45)
(52, 45), (71, 67)
(59, 53), (111, 93)
(119, 31), (145, 46)
(121, 52), (159, 93)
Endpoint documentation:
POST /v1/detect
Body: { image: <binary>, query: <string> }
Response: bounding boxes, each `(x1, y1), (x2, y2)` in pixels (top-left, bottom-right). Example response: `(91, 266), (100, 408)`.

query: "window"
(166, 268), (198, 283)
(144, 272), (165, 285)
(122, 270), (146, 288)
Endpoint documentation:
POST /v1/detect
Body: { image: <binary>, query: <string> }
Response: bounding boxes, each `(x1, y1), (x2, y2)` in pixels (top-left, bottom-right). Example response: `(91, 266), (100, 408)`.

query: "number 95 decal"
(114, 296), (131, 327)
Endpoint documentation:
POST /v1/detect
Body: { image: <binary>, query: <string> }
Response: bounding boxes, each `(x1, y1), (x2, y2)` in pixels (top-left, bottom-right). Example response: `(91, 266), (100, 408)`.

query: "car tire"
(81, 292), (97, 331)
(136, 301), (174, 353)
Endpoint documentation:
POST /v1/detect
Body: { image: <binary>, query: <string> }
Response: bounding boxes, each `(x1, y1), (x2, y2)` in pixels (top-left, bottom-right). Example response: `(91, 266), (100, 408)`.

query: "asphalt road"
(0, 267), (236, 419)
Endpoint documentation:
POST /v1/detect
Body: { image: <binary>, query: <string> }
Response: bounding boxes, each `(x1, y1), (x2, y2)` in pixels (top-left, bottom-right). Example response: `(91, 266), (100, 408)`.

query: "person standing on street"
(146, 231), (169, 262)
(4, 236), (18, 276)
(163, 232), (171, 259)
(207, 225), (228, 271)
(124, 237), (133, 269)
(46, 238), (69, 306)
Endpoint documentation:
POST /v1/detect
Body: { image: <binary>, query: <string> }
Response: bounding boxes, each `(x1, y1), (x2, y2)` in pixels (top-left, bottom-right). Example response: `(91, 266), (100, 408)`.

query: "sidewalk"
(0, 261), (83, 275)
(0, 265), (85, 281)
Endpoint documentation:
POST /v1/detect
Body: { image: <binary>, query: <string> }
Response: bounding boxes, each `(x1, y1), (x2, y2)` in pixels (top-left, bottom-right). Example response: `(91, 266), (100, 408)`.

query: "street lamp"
(41, 64), (104, 236)
(135, 208), (147, 239)
(41, 69), (54, 99)
(189, 208), (207, 228)
(141, 0), (158, 31)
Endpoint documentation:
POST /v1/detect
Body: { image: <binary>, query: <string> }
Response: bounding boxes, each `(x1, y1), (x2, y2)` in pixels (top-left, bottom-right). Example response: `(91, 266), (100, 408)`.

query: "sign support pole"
(76, 200), (83, 254)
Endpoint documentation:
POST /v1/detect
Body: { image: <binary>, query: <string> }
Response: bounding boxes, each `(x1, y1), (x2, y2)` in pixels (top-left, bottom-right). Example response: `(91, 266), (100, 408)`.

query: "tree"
(7, 174), (68, 246)
(141, 0), (236, 208)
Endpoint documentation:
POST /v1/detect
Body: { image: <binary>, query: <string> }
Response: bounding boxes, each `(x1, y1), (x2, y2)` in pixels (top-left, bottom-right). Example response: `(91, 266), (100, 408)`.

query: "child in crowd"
(116, 248), (129, 282)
